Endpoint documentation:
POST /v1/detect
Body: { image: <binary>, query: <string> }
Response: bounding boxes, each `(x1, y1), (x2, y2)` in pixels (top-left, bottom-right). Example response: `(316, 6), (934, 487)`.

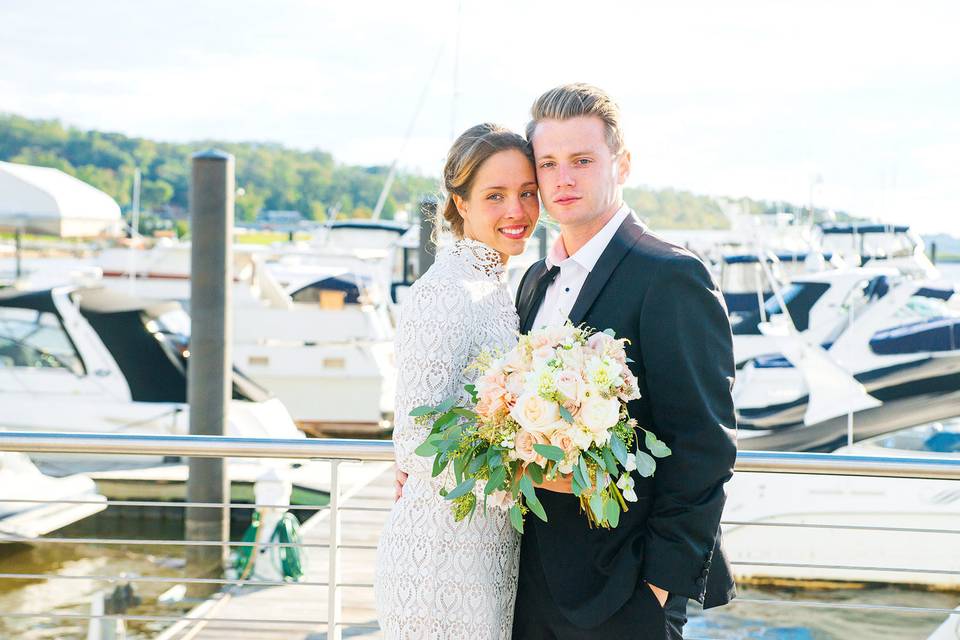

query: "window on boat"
(720, 261), (781, 294)
(761, 281), (831, 331)
(0, 307), (85, 375)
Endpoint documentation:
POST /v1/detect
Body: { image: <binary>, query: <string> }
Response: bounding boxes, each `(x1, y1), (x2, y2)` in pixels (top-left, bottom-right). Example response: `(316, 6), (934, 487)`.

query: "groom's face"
(530, 115), (629, 229)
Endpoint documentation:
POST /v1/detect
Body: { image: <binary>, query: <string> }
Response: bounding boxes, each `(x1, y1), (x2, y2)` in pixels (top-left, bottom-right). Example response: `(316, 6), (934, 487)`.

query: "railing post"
(327, 460), (342, 640)
(186, 149), (235, 586)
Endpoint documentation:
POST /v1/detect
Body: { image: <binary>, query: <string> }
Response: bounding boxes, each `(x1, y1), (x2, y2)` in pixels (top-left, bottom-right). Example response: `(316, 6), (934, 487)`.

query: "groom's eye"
(576, 158), (592, 165)
(539, 161), (555, 169)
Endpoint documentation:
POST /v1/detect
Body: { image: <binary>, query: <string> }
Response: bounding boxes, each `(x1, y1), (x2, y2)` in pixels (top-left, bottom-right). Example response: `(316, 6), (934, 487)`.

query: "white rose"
(511, 391), (560, 433)
(578, 395), (620, 442)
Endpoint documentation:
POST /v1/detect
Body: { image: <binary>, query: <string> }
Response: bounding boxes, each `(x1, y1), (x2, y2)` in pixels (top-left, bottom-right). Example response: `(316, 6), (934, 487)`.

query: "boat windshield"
(0, 307), (85, 375)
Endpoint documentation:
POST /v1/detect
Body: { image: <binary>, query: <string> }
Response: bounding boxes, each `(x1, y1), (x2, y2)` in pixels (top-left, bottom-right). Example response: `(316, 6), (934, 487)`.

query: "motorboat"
(733, 268), (960, 450)
(813, 222), (939, 279)
(0, 285), (303, 471)
(0, 451), (107, 541)
(724, 418), (960, 588)
(92, 223), (403, 435)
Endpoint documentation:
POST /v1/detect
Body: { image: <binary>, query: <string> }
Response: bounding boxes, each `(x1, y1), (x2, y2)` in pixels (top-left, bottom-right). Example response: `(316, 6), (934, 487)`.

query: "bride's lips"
(498, 224), (528, 240)
(553, 195), (581, 206)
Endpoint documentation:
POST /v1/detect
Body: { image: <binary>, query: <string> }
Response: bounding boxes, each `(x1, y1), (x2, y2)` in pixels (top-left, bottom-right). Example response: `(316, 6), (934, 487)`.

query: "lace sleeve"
(392, 275), (474, 484)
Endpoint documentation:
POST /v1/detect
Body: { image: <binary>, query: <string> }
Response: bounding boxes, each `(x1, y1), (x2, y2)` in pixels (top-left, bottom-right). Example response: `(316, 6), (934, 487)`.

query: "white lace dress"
(374, 238), (521, 639)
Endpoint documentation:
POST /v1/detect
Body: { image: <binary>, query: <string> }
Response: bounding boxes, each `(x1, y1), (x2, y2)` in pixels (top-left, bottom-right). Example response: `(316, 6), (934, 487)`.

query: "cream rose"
(579, 395), (620, 443)
(553, 370), (581, 403)
(510, 391), (560, 433)
(514, 429), (549, 465)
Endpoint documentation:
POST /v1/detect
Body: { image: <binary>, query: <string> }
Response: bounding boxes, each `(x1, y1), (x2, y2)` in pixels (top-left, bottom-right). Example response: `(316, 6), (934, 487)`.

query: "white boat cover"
(0, 160), (122, 236)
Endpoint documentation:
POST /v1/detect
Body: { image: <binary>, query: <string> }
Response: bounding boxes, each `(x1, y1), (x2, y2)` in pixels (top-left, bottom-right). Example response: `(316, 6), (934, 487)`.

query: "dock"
(156, 460), (394, 640)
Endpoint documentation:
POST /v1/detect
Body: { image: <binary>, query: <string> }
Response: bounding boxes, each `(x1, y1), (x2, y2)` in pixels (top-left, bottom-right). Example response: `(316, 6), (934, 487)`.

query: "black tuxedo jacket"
(515, 213), (738, 628)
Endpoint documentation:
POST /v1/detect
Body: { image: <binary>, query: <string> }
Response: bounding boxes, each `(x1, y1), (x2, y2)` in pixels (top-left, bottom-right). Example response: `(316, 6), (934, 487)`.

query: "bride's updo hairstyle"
(439, 123), (534, 240)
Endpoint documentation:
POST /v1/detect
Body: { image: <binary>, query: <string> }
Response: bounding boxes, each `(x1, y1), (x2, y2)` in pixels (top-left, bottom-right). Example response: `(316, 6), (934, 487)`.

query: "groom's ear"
(616, 150), (632, 186)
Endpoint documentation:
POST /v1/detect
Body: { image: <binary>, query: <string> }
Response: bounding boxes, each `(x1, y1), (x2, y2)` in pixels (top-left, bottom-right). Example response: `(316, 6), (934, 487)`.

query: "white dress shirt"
(531, 204), (633, 329)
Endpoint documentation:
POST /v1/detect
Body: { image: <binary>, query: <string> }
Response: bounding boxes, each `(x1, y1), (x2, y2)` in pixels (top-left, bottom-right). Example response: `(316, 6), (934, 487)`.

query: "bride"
(374, 123), (540, 639)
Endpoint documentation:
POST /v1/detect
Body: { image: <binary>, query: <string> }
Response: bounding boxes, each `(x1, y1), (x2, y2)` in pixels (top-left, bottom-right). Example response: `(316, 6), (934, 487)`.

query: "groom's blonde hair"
(526, 83), (625, 156)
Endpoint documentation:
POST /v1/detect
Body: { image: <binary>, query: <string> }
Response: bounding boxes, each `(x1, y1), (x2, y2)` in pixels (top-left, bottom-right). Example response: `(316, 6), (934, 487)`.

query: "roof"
(0, 161), (122, 237)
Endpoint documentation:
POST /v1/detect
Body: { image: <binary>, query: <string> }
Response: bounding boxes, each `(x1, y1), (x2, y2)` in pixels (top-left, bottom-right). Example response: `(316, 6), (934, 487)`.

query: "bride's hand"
(533, 473), (574, 494)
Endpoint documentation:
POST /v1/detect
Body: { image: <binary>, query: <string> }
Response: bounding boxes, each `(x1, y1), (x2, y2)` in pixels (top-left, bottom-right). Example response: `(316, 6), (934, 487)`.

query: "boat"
(733, 267), (960, 450)
(0, 451), (106, 541)
(724, 418), (960, 588)
(0, 285), (303, 471)
(92, 222), (405, 435)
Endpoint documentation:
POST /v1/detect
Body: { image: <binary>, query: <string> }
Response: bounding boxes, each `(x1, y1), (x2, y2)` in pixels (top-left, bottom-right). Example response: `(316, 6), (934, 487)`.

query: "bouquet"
(412, 323), (671, 532)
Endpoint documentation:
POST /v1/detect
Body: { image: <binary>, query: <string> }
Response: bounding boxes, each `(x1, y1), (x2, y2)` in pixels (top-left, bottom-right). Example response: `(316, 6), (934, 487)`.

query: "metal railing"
(1, 431), (959, 639)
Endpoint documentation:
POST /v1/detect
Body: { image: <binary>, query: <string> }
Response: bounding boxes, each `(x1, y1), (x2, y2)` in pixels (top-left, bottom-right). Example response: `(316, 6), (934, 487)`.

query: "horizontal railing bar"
(0, 431), (391, 461)
(0, 534), (330, 549)
(0, 497), (328, 510)
(1, 432), (959, 479)
(722, 520), (960, 535)
(0, 572), (330, 588)
(339, 505), (393, 512)
(732, 597), (960, 615)
(731, 561), (960, 575)
(0, 611), (331, 625)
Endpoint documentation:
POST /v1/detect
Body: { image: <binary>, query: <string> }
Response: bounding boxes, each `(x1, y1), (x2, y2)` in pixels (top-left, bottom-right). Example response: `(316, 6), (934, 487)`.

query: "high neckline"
(448, 237), (505, 280)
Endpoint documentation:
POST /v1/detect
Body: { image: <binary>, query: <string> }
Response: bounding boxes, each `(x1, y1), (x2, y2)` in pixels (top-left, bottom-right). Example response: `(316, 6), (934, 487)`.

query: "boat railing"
(0, 431), (958, 639)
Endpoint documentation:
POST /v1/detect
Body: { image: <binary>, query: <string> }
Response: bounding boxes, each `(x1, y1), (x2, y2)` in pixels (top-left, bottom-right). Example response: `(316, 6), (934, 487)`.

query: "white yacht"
(93, 221), (407, 435)
(724, 418), (960, 588)
(733, 267), (960, 450)
(0, 285), (303, 471)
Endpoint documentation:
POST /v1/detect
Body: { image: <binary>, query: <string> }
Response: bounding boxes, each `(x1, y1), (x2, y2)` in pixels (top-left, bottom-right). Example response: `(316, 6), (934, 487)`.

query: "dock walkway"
(156, 460), (394, 639)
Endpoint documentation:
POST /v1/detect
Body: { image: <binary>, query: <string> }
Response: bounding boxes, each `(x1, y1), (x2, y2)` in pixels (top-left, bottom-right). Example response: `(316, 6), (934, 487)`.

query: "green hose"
(233, 511), (306, 582)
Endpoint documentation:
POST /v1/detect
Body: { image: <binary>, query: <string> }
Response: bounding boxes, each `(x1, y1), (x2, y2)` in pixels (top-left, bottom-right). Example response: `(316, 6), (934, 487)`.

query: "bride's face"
(455, 148), (540, 261)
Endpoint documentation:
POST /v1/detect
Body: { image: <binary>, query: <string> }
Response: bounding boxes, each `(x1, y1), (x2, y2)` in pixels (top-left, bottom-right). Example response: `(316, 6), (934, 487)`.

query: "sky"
(1, 0), (959, 235)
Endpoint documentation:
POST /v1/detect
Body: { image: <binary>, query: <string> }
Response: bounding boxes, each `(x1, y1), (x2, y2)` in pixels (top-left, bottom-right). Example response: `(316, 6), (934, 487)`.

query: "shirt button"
(564, 287), (570, 293)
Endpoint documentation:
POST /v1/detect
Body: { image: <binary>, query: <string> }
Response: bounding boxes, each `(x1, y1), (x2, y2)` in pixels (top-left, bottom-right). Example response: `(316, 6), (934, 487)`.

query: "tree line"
(1, 113), (851, 229)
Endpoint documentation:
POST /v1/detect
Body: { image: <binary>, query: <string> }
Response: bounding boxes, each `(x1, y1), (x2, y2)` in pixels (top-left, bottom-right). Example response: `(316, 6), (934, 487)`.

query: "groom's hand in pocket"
(394, 468), (408, 502)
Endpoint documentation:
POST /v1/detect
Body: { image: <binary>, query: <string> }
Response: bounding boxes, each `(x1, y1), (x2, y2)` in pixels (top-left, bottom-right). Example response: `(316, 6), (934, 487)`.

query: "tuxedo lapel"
(567, 214), (648, 327)
(518, 260), (548, 333)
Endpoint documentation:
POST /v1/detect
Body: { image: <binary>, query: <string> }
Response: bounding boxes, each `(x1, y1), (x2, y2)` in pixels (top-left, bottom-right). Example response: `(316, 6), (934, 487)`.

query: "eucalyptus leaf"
(584, 449), (604, 467)
(577, 456), (591, 490)
(559, 405), (574, 423)
(444, 478), (476, 501)
(602, 328), (617, 337)
(414, 441), (437, 457)
(526, 463), (543, 484)
(519, 475), (548, 522)
(488, 450), (503, 470)
(610, 435), (628, 466)
(571, 462), (587, 490)
(409, 405), (434, 417)
(484, 466), (507, 495)
(533, 444), (565, 462)
(589, 492), (603, 518)
(432, 452), (449, 477)
(509, 504), (524, 533)
(571, 473), (584, 497)
(435, 396), (457, 414)
(602, 447), (619, 475)
(605, 498), (621, 528)
(634, 450), (657, 477)
(645, 431), (672, 458)
(434, 411), (458, 432)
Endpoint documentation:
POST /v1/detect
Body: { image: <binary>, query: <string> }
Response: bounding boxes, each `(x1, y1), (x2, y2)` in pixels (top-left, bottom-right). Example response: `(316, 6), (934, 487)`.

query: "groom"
(512, 84), (738, 639)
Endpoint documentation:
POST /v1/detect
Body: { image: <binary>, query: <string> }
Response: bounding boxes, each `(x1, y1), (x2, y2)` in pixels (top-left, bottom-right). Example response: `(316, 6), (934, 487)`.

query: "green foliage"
(0, 113), (437, 221)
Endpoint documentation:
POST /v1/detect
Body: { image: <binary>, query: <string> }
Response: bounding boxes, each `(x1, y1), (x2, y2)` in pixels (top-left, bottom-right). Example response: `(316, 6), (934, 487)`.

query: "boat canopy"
(0, 161), (122, 237)
(817, 222), (912, 235)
